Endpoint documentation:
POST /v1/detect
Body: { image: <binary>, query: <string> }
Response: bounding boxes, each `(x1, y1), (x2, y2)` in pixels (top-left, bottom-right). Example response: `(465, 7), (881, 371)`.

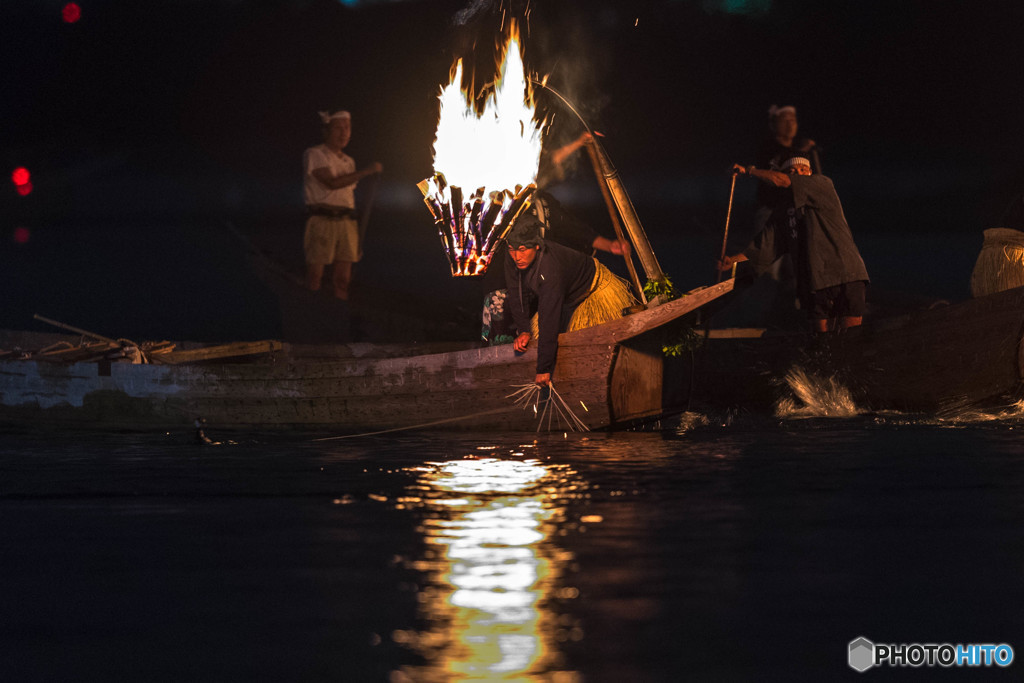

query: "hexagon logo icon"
(848, 637), (875, 672)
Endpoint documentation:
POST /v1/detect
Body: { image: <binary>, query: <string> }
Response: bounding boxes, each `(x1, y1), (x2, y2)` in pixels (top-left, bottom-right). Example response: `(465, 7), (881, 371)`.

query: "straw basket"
(970, 228), (1024, 297)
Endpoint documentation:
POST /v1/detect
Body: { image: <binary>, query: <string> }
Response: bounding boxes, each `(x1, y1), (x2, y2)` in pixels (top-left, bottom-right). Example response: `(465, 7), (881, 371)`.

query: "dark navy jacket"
(505, 240), (596, 374)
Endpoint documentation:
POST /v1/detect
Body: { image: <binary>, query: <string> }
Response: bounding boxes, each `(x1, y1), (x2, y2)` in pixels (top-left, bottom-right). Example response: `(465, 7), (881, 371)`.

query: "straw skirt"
(530, 259), (637, 337)
(970, 228), (1024, 297)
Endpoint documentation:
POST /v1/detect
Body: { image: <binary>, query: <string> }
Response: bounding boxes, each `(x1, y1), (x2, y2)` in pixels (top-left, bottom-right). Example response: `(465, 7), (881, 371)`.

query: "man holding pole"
(717, 156), (869, 333)
(302, 110), (383, 300)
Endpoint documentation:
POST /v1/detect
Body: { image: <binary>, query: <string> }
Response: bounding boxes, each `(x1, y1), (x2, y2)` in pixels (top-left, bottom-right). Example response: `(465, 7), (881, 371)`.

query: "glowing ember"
(420, 21), (546, 277)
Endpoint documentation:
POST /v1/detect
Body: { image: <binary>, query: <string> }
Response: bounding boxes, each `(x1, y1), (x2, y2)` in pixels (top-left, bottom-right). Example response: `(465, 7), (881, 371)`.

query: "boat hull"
(0, 281), (734, 432)
(0, 342), (604, 432)
(689, 285), (1024, 414)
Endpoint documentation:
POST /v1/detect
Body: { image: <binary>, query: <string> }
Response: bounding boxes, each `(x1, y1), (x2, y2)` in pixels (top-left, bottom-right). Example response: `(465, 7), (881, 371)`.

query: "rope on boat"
(311, 406), (516, 441)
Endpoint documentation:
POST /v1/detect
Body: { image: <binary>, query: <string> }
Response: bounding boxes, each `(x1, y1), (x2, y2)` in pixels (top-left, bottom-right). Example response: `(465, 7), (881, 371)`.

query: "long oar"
(715, 171), (738, 285)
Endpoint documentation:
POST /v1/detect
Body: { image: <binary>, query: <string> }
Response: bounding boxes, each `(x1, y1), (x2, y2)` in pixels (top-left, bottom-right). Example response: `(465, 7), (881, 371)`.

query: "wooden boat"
(681, 284), (1024, 415)
(1, 136), (738, 433)
(7, 281), (1022, 431)
(0, 280), (733, 432)
(13, 138), (1015, 428)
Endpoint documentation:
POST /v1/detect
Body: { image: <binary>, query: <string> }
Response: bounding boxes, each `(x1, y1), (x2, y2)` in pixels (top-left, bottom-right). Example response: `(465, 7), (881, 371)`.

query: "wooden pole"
(715, 172), (738, 284)
(33, 314), (116, 343)
(584, 138), (646, 303)
(703, 173), (741, 346)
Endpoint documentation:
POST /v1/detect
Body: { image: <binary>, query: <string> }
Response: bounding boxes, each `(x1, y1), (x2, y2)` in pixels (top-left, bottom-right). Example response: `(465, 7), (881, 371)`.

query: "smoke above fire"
(452, 0), (498, 26)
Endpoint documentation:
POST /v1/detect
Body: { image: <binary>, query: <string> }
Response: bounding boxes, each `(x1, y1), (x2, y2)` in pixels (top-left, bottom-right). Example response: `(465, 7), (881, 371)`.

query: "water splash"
(674, 411), (711, 435)
(774, 366), (862, 418)
(934, 399), (1024, 425)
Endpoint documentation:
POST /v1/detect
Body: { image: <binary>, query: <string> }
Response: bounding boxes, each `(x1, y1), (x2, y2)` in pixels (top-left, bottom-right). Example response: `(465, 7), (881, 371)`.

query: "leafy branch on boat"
(642, 274), (679, 302)
(662, 324), (704, 357)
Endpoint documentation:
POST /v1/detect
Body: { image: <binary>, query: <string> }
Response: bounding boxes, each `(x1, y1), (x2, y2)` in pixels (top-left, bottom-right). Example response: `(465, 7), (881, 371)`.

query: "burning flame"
(419, 20), (546, 277)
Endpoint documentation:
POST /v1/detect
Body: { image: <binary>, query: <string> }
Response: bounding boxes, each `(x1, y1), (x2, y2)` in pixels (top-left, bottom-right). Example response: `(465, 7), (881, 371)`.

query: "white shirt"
(303, 144), (356, 208)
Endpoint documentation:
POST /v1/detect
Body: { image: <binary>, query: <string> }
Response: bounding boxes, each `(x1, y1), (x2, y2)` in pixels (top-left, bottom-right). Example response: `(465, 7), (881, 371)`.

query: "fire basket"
(417, 175), (536, 277)
(420, 19), (543, 277)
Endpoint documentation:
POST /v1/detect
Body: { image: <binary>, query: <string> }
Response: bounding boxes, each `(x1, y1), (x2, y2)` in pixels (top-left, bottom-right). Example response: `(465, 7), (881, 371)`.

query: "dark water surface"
(2, 417), (1023, 681)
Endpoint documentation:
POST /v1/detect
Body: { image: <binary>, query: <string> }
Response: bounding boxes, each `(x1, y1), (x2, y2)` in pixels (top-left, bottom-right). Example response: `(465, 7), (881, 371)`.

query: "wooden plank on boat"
(155, 340), (283, 365)
(560, 278), (734, 347)
(36, 341), (119, 363)
(707, 328), (765, 339)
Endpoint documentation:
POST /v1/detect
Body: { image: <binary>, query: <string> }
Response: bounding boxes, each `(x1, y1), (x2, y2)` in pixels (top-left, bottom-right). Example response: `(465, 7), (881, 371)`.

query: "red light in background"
(62, 3), (82, 23)
(12, 167), (32, 195)
(13, 227), (31, 244)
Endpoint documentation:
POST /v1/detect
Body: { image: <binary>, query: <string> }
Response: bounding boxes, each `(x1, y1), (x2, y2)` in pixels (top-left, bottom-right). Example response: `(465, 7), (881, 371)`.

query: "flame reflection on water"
(396, 455), (581, 681)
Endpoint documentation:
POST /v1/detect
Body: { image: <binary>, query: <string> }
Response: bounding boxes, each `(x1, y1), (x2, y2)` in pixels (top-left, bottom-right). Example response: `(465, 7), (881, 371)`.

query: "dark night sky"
(3, 0), (1024, 339)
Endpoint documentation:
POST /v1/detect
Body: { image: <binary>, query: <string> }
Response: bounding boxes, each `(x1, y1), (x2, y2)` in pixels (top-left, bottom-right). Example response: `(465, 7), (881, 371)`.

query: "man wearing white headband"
(718, 154), (869, 334)
(761, 105), (816, 168)
(754, 105), (819, 229)
(302, 109), (383, 300)
(780, 156), (813, 173)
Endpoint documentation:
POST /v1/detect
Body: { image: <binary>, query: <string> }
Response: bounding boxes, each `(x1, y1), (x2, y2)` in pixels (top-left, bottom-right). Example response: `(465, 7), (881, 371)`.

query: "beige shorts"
(304, 215), (360, 265)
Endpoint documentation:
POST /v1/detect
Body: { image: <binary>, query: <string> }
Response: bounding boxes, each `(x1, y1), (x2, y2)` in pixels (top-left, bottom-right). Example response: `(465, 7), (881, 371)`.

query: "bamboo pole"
(588, 139), (665, 286)
(585, 138), (646, 303)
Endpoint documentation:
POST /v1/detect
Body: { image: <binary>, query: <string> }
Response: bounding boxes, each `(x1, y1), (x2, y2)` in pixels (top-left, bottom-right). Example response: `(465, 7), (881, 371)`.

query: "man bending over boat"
(481, 132), (631, 346)
(505, 214), (636, 387)
(718, 156), (869, 333)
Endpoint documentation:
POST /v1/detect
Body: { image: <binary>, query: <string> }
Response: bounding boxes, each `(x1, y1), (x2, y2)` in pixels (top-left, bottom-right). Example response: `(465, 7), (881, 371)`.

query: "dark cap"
(505, 213), (544, 248)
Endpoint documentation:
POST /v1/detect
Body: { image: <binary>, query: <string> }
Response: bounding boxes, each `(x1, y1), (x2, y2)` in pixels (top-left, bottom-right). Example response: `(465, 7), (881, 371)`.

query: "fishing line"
(530, 79), (595, 135)
(312, 406), (515, 441)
